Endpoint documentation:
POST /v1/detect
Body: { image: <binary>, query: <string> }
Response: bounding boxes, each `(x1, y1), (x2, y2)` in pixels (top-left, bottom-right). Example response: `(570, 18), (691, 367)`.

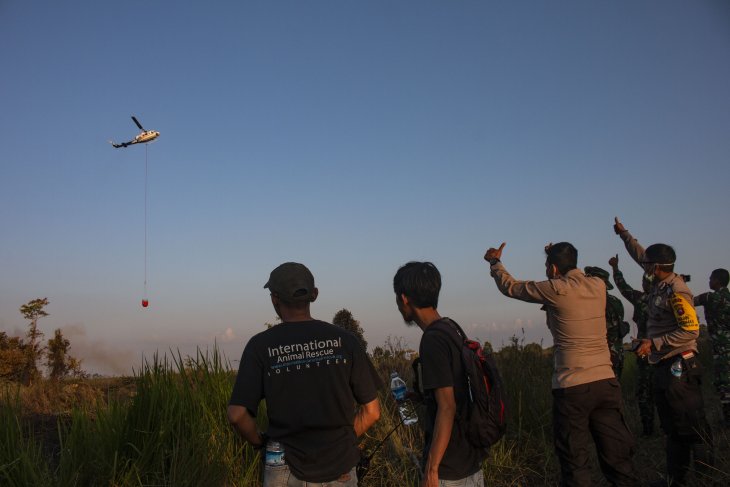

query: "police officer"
(485, 242), (636, 486)
(614, 218), (713, 486)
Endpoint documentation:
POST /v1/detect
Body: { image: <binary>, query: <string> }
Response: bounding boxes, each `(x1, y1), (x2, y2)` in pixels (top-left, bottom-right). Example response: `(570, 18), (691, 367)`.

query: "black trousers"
(552, 378), (637, 487)
(653, 355), (713, 483)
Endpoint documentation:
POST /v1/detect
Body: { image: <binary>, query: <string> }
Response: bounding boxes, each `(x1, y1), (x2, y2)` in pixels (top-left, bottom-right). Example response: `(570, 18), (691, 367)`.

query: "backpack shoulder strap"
(444, 318), (469, 340)
(428, 318), (467, 346)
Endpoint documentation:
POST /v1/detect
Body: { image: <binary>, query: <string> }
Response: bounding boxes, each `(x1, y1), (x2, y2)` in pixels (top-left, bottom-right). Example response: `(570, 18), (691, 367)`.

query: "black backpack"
(431, 318), (507, 450)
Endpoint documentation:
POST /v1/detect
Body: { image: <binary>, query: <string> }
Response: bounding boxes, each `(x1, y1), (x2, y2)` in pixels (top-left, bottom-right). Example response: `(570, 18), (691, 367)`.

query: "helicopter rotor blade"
(131, 116), (145, 131)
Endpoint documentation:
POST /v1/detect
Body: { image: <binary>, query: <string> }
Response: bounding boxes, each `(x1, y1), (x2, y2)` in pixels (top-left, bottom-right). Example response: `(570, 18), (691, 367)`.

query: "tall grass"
(1, 337), (728, 486)
(486, 340), (558, 485)
(56, 349), (263, 486)
(0, 393), (52, 486)
(2, 348), (262, 486)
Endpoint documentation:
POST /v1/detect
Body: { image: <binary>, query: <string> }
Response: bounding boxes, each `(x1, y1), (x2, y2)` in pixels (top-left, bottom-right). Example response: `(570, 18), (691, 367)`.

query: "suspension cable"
(144, 143), (148, 299)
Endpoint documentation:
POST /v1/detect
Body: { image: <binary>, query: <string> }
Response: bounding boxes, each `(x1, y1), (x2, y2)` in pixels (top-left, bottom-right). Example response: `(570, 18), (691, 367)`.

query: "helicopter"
(110, 116), (160, 148)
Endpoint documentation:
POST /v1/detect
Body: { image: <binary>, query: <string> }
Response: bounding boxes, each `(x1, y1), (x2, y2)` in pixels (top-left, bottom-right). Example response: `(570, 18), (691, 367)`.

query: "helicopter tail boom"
(110, 140), (132, 148)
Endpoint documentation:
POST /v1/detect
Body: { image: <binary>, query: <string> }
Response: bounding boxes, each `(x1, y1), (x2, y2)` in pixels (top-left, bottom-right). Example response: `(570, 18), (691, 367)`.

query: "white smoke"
(61, 323), (135, 376)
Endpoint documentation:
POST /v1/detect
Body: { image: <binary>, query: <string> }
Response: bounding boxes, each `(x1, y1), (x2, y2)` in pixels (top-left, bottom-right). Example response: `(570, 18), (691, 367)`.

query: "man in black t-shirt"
(393, 261), (486, 487)
(228, 262), (382, 486)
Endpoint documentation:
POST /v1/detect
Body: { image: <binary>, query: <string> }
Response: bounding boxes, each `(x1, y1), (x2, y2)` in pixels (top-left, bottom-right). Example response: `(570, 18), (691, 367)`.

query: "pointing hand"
(484, 242), (506, 262)
(613, 217), (626, 235)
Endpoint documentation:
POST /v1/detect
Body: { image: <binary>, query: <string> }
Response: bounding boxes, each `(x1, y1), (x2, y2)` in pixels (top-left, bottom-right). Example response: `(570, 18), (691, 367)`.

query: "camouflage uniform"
(694, 286), (730, 424)
(613, 268), (654, 435)
(585, 267), (628, 378)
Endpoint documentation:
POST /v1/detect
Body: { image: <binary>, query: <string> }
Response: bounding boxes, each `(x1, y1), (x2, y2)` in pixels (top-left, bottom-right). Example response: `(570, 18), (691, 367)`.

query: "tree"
(264, 316), (282, 329)
(0, 332), (27, 381)
(523, 342), (544, 356)
(46, 328), (82, 380)
(332, 308), (368, 351)
(19, 297), (49, 384)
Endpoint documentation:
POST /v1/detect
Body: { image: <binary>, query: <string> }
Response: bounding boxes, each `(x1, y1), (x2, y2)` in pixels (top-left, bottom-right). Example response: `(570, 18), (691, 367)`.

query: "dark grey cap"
(264, 262), (315, 302)
(584, 266), (614, 290)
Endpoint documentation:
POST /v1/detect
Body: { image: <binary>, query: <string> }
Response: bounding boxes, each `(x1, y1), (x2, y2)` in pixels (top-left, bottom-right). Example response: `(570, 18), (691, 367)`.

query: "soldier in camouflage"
(609, 255), (655, 436)
(694, 268), (730, 426)
(585, 266), (629, 379)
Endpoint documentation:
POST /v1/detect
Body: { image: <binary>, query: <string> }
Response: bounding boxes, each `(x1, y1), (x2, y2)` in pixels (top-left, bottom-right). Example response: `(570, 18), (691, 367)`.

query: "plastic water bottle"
(390, 371), (418, 426)
(265, 440), (285, 466)
(670, 358), (683, 378)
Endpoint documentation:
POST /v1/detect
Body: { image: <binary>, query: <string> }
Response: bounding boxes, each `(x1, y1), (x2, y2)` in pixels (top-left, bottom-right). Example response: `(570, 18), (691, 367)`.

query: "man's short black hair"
(393, 261), (441, 309)
(546, 242), (578, 275)
(645, 243), (676, 272)
(712, 268), (730, 287)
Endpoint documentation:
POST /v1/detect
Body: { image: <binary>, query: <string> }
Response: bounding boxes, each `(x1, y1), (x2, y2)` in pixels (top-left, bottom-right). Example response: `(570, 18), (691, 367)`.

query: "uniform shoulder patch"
(669, 293), (699, 331)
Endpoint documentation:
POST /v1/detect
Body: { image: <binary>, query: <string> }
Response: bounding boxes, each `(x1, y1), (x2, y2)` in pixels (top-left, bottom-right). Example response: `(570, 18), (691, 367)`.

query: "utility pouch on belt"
(680, 350), (699, 372)
(669, 293), (699, 331)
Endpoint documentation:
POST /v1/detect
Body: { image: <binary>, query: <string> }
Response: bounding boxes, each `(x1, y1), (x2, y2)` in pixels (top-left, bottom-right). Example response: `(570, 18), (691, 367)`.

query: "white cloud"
(221, 327), (236, 342)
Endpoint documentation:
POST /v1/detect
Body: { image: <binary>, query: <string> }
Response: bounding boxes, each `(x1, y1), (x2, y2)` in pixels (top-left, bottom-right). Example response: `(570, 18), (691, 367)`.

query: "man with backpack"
(393, 261), (487, 487)
(484, 242), (637, 486)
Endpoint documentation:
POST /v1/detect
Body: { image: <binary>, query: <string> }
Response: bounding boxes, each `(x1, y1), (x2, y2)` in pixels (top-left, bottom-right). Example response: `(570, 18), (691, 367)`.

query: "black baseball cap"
(264, 262), (315, 302)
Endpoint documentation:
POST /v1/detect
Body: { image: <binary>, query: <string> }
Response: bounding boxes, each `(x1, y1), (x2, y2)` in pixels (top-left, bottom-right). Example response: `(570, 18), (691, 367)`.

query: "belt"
(656, 350), (696, 366)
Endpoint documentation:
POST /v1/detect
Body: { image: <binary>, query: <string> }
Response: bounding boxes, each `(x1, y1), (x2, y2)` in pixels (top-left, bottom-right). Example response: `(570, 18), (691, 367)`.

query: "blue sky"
(1, 1), (729, 374)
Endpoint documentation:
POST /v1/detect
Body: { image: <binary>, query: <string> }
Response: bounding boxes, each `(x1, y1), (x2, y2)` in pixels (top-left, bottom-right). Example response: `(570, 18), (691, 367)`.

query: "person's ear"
(310, 288), (319, 303)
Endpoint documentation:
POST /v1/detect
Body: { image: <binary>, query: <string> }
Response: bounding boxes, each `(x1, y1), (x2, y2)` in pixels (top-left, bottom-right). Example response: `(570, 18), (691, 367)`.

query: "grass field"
(1, 336), (728, 486)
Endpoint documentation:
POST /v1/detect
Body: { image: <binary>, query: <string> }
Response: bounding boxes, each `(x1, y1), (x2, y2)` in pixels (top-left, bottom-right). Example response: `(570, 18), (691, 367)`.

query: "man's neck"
(413, 308), (442, 332)
(277, 308), (314, 323)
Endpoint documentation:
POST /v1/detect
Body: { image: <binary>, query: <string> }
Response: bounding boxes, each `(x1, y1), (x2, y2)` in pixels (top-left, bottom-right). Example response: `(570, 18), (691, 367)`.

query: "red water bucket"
(141, 299), (149, 308)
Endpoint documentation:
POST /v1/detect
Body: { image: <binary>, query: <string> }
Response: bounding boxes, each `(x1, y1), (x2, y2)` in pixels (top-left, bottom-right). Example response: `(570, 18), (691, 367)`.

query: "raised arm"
(614, 217), (646, 268)
(485, 243), (554, 305)
(609, 254), (644, 305)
